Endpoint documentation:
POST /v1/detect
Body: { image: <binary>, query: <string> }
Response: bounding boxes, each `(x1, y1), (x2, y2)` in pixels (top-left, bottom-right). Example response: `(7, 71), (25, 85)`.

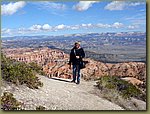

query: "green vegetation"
(28, 62), (46, 75)
(1, 92), (22, 110)
(36, 106), (46, 110)
(1, 53), (43, 89)
(96, 76), (145, 101)
(96, 76), (146, 110)
(1, 92), (47, 110)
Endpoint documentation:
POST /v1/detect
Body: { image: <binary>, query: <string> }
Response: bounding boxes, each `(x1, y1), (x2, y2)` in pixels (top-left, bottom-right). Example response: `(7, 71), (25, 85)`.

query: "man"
(69, 42), (85, 84)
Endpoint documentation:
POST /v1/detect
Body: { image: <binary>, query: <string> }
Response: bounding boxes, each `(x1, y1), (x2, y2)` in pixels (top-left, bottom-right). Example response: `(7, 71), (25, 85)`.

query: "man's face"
(75, 44), (80, 49)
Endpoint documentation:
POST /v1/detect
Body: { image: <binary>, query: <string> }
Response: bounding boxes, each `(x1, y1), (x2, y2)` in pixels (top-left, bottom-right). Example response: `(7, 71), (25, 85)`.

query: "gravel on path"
(1, 75), (124, 110)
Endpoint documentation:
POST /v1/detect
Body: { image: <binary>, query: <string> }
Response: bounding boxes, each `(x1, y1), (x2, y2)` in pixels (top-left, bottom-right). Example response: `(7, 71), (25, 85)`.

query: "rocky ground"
(1, 75), (146, 110)
(1, 75), (124, 110)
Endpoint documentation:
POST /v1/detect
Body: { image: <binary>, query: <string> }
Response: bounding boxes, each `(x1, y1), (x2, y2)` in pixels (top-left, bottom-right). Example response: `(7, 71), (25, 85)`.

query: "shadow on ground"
(50, 77), (71, 83)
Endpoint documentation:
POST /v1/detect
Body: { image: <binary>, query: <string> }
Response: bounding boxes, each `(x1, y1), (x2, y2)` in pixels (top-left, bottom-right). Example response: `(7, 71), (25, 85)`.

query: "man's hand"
(76, 56), (80, 59)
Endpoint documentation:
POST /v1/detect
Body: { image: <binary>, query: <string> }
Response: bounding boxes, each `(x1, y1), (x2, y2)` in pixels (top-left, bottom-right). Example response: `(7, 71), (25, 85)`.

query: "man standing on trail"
(69, 42), (85, 84)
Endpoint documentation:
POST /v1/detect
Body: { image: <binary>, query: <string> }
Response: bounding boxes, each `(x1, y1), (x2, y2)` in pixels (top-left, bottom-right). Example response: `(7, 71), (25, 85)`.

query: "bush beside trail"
(95, 76), (146, 110)
(1, 92), (23, 110)
(96, 76), (146, 101)
(1, 53), (43, 89)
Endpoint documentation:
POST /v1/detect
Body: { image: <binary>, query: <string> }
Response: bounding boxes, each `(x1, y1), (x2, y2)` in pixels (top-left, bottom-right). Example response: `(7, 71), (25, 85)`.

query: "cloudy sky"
(1, 0), (146, 36)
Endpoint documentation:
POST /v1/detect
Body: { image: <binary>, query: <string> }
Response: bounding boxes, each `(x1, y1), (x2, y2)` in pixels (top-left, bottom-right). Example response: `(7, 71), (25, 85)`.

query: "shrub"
(96, 76), (146, 110)
(28, 62), (46, 75)
(1, 54), (43, 89)
(1, 92), (22, 110)
(96, 76), (144, 100)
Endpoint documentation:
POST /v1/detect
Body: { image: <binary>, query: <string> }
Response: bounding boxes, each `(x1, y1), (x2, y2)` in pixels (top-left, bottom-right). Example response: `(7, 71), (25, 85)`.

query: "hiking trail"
(2, 75), (124, 110)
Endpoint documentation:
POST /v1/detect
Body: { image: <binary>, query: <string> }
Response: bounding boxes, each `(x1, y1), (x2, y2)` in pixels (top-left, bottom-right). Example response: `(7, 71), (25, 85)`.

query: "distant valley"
(2, 32), (146, 63)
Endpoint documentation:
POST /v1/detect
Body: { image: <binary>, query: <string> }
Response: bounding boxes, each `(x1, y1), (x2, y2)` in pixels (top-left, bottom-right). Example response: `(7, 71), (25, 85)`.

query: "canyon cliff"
(2, 47), (146, 86)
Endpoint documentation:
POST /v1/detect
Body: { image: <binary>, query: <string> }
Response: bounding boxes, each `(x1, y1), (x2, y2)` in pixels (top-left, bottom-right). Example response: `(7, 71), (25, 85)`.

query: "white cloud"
(96, 23), (111, 28)
(73, 1), (98, 11)
(81, 23), (92, 28)
(55, 24), (66, 30)
(29, 24), (67, 32)
(112, 22), (124, 28)
(35, 22), (122, 31)
(2, 1), (26, 15)
(104, 1), (145, 11)
(1, 28), (12, 34)
(87, 23), (92, 27)
(127, 25), (139, 29)
(35, 2), (66, 10)
(42, 24), (52, 30)
(70, 25), (80, 30)
(18, 28), (26, 34)
(29, 24), (52, 31)
(2, 22), (141, 36)
(104, 1), (126, 11)
(96, 22), (124, 29)
(129, 2), (145, 6)
(81, 24), (87, 27)
(29, 24), (42, 31)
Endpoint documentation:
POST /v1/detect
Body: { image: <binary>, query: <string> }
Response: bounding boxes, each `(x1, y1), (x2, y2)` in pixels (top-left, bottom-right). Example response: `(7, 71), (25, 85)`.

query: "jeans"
(72, 64), (80, 82)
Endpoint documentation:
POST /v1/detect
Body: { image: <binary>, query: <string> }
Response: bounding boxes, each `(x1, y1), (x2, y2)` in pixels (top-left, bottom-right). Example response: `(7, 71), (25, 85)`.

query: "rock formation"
(2, 47), (146, 86)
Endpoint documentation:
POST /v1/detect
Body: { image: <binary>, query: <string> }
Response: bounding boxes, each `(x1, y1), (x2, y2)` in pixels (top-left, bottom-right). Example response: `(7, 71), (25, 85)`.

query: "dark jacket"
(69, 47), (85, 65)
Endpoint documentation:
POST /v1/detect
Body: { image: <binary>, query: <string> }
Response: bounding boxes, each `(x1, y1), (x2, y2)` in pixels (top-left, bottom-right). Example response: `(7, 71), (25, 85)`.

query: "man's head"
(74, 41), (80, 49)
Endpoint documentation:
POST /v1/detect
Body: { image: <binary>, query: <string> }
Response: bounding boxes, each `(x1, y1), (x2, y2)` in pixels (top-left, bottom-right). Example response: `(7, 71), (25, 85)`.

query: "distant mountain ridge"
(2, 32), (146, 41)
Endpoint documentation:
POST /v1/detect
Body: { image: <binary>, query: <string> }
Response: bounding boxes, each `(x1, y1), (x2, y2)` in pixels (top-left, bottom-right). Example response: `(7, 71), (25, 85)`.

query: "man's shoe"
(71, 80), (76, 83)
(76, 81), (80, 84)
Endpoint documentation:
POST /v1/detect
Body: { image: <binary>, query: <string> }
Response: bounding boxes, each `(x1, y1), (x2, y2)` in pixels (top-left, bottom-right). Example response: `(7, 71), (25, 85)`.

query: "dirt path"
(1, 75), (124, 110)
